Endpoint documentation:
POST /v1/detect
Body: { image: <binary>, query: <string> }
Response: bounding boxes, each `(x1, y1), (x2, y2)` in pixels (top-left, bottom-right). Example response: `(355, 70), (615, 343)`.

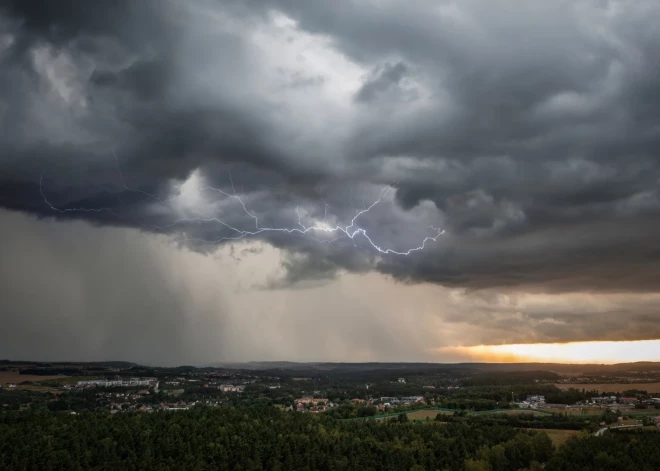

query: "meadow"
(541, 429), (581, 448)
(541, 407), (603, 416)
(0, 371), (69, 386)
(407, 409), (452, 421)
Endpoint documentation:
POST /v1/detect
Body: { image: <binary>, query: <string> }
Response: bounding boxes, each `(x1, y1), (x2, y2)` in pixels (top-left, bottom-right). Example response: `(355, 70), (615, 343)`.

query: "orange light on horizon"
(431, 339), (660, 364)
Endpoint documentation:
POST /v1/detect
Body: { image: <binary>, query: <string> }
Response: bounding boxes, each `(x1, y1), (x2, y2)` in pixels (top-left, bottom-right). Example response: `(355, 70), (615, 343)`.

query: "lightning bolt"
(39, 172), (119, 216)
(40, 157), (445, 256)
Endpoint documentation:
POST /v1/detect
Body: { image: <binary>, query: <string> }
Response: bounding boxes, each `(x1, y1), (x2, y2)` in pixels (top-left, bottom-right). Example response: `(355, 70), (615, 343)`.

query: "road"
(594, 424), (642, 436)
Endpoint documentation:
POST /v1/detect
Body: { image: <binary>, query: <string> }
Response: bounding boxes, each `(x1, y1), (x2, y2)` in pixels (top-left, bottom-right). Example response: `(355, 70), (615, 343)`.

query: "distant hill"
(205, 361), (660, 378)
(3, 359), (659, 376)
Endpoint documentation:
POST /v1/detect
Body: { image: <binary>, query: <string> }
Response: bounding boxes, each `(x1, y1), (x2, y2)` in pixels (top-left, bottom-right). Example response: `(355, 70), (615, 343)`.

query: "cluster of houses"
(293, 395), (429, 414)
(516, 394), (660, 410)
(294, 397), (335, 413)
(109, 400), (196, 413)
(217, 384), (245, 393)
(515, 395), (548, 409)
(76, 377), (152, 388)
(74, 374), (249, 395)
(590, 396), (660, 407)
(192, 383), (245, 393)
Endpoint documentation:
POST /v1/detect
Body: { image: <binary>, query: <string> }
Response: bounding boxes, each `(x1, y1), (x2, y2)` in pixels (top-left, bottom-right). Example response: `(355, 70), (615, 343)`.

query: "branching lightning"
(39, 172), (119, 216)
(39, 156), (445, 256)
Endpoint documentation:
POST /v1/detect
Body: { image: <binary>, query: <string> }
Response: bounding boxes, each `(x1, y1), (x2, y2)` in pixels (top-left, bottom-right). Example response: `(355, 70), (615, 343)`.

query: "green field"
(349, 408), (458, 421)
(407, 409), (453, 421)
(472, 409), (553, 416)
(540, 429), (581, 448)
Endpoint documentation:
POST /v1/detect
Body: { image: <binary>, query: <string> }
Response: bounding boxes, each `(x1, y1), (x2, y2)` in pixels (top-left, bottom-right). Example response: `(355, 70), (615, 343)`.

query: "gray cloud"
(2, 0), (660, 309)
(354, 61), (410, 104)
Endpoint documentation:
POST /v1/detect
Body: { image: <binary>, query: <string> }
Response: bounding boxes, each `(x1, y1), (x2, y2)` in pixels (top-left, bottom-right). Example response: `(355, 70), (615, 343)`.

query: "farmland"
(0, 371), (69, 386)
(555, 382), (660, 393)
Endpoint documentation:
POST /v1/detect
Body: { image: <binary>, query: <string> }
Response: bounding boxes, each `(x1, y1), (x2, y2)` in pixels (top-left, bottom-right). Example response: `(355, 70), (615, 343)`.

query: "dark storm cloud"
(2, 0), (660, 296)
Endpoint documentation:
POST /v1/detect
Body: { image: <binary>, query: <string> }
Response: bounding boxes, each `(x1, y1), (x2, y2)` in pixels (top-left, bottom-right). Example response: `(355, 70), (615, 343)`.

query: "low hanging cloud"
(2, 0), (660, 361)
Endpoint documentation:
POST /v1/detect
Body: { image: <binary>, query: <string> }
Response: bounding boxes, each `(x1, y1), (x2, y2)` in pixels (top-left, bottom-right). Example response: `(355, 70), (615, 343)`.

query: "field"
(0, 371), (69, 386)
(476, 409), (549, 417)
(540, 429), (580, 448)
(555, 383), (660, 393)
(407, 410), (452, 421)
(543, 407), (603, 416)
(367, 409), (455, 422)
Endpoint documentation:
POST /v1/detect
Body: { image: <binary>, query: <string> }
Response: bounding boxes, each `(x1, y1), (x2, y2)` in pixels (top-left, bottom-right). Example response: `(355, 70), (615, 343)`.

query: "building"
(401, 396), (424, 403)
(77, 378), (151, 388)
(295, 397), (328, 406)
(219, 384), (245, 393)
(619, 397), (638, 404)
(398, 378), (406, 384)
(591, 397), (615, 405)
(526, 395), (545, 404)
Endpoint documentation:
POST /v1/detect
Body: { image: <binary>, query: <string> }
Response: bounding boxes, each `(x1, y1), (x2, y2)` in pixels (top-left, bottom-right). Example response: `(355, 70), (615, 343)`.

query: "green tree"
(464, 458), (491, 471)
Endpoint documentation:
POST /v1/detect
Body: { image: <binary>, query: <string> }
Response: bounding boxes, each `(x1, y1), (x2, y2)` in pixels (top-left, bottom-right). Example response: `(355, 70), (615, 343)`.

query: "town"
(2, 361), (660, 431)
(1, 360), (660, 470)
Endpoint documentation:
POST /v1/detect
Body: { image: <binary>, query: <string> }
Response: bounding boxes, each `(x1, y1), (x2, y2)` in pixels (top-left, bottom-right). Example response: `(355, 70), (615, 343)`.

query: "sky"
(1, 0), (660, 365)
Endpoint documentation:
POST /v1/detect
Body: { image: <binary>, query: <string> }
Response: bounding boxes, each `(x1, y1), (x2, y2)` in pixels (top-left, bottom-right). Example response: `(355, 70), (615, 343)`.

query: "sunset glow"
(433, 340), (660, 364)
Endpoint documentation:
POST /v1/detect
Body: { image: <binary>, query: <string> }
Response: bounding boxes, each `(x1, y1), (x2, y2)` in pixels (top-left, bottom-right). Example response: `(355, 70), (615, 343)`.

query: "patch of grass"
(476, 409), (549, 417)
(407, 410), (443, 421)
(539, 429), (581, 448)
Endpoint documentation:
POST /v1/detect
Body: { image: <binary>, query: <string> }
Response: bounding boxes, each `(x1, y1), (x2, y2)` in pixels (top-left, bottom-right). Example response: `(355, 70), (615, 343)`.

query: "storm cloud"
(2, 0), (660, 361)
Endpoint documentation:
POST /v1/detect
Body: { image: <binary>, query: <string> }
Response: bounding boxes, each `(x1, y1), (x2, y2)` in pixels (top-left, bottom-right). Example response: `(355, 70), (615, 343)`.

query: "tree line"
(0, 406), (549, 470)
(0, 405), (656, 470)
